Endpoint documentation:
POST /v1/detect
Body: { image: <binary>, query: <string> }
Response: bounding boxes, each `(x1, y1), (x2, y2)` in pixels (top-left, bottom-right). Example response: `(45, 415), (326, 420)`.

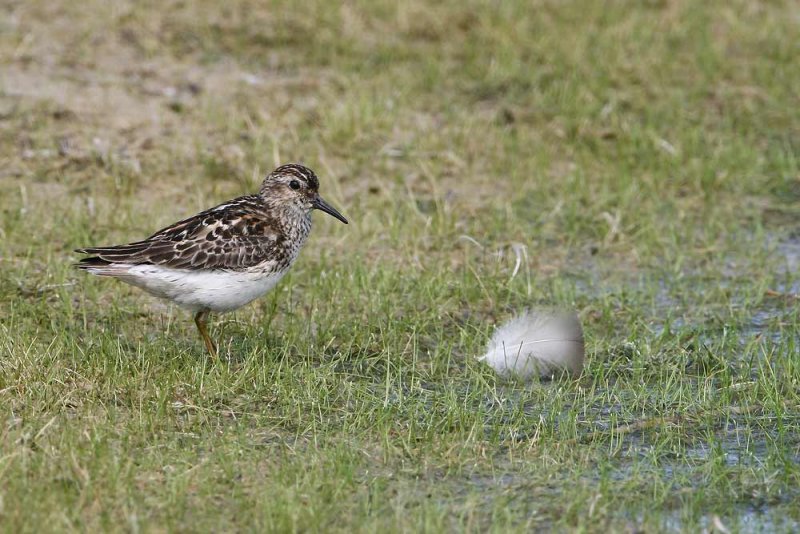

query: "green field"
(1, 1), (799, 531)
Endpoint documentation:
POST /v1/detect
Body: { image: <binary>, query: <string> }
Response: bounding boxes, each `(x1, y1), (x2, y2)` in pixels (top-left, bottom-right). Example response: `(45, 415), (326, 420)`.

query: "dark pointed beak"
(313, 196), (348, 224)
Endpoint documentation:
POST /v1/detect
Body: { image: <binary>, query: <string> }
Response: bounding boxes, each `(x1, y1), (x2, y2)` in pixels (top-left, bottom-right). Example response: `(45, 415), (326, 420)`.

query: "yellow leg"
(194, 310), (217, 358)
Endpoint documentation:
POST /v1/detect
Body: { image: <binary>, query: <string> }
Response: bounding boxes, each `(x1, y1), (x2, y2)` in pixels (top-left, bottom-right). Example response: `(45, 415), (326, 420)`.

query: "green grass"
(1, 0), (799, 531)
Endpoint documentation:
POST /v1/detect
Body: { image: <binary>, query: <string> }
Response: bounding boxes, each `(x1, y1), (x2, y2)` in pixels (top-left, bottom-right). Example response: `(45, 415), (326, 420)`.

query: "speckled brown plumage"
(75, 163), (348, 357)
(77, 196), (299, 272)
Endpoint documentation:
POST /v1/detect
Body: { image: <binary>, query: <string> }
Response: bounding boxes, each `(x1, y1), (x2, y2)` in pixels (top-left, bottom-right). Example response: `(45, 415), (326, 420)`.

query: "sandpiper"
(75, 163), (348, 357)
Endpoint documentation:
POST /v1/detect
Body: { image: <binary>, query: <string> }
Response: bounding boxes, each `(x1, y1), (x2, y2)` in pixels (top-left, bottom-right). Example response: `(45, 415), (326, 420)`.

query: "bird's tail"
(74, 252), (133, 276)
(74, 242), (153, 274)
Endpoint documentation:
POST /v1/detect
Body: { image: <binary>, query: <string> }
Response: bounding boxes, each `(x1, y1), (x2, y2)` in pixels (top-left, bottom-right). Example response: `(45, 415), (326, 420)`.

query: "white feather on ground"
(479, 309), (585, 380)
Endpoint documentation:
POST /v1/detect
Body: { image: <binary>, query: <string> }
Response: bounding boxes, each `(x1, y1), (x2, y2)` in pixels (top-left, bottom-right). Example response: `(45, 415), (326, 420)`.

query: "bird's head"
(259, 163), (348, 224)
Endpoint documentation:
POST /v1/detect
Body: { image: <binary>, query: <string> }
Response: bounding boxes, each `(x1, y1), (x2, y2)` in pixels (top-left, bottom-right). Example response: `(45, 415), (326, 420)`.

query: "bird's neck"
(272, 205), (312, 246)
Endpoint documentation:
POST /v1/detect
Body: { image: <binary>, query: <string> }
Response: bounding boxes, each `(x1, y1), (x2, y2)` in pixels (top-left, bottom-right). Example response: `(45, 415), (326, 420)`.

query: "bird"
(479, 309), (585, 380)
(75, 163), (348, 357)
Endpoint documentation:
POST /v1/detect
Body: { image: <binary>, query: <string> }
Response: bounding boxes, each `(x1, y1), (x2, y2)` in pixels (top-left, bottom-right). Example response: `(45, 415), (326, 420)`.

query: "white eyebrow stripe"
(295, 166), (311, 180)
(273, 164), (318, 188)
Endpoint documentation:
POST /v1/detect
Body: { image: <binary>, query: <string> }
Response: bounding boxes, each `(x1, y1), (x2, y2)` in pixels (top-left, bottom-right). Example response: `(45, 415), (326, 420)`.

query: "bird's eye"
(289, 180), (301, 190)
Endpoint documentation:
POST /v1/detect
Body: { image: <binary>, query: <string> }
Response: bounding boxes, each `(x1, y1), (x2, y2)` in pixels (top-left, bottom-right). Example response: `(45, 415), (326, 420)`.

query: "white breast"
(117, 264), (286, 312)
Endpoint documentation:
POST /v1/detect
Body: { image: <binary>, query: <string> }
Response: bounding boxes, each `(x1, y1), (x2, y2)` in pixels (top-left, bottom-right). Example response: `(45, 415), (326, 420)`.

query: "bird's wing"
(76, 196), (285, 271)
